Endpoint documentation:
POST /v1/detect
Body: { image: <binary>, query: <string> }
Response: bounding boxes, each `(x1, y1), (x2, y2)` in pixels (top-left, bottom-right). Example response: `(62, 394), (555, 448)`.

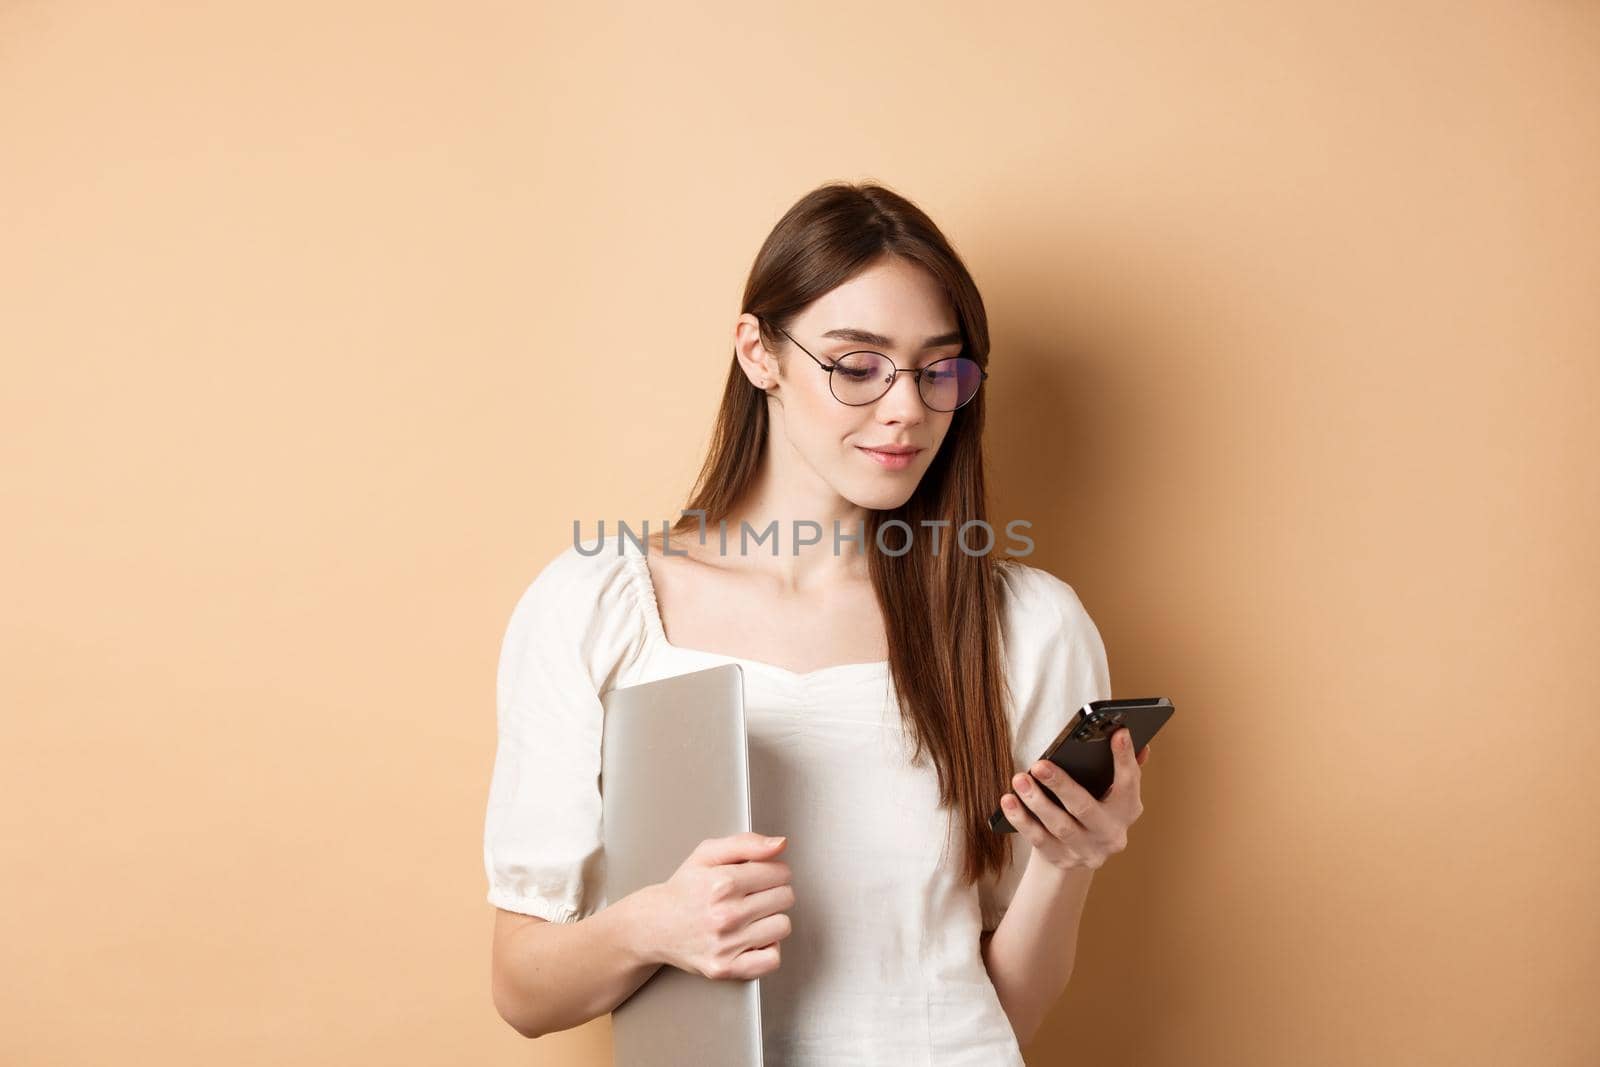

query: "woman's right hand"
(640, 831), (795, 981)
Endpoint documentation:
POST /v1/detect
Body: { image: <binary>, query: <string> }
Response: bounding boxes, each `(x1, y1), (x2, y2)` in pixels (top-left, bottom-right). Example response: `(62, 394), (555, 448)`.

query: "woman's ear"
(734, 314), (778, 389)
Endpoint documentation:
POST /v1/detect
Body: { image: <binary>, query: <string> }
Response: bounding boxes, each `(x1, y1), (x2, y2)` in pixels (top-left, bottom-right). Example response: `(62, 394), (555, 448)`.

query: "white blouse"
(484, 532), (1112, 1065)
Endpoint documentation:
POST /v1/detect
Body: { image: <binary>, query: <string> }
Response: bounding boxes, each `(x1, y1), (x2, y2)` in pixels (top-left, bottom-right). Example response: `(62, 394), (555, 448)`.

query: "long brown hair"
(653, 180), (1016, 886)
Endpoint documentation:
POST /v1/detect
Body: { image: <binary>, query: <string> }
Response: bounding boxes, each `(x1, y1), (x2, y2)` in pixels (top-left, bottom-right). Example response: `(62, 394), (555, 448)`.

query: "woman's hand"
(998, 727), (1150, 871)
(639, 832), (795, 981)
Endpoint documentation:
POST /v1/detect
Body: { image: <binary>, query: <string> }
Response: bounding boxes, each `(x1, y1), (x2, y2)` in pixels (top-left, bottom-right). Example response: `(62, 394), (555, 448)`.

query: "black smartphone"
(988, 697), (1175, 833)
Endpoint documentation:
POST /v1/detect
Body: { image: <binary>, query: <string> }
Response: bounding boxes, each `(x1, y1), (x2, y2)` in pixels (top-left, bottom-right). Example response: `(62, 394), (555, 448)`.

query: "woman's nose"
(875, 371), (927, 419)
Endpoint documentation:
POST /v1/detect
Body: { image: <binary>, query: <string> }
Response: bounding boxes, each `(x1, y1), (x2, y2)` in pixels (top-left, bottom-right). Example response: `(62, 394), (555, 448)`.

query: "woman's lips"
(857, 446), (921, 471)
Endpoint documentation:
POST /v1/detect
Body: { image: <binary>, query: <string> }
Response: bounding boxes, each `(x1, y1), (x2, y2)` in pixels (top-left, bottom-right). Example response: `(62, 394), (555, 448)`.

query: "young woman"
(485, 181), (1151, 1063)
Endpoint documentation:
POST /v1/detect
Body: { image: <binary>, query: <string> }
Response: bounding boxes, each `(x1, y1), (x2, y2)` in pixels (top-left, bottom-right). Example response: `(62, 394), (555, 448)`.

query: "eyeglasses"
(762, 318), (988, 412)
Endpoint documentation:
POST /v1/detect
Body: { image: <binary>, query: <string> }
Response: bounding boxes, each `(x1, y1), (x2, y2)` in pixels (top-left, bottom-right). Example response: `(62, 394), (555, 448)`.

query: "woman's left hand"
(999, 727), (1150, 871)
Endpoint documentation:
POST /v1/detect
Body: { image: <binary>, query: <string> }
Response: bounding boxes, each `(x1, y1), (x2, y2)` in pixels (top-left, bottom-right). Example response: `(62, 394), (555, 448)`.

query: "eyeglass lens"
(831, 352), (984, 410)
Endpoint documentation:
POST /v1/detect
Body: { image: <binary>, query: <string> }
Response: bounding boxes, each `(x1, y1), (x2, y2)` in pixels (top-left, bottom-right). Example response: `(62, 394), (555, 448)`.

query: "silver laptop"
(601, 663), (764, 1066)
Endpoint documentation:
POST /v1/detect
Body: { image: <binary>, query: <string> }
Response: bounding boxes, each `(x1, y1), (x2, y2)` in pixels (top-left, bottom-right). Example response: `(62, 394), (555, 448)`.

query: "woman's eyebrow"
(820, 326), (963, 350)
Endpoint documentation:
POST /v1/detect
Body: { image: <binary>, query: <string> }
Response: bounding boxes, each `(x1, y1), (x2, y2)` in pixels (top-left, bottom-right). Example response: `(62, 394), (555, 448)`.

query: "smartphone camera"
(1081, 709), (1126, 742)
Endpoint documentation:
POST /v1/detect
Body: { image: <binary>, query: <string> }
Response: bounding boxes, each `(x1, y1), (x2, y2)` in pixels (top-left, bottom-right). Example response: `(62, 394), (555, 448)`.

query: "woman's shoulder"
(521, 529), (647, 601)
(500, 531), (652, 673)
(992, 555), (1105, 660)
(991, 555), (1113, 717)
(531, 531), (656, 588)
(993, 555), (1093, 626)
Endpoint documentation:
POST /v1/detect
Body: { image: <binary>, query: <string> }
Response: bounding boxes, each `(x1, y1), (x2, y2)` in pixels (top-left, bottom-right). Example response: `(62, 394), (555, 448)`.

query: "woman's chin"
(840, 480), (919, 514)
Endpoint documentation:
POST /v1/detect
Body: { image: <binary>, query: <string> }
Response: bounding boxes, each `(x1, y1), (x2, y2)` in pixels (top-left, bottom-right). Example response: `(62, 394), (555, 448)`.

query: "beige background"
(3, 2), (1596, 1064)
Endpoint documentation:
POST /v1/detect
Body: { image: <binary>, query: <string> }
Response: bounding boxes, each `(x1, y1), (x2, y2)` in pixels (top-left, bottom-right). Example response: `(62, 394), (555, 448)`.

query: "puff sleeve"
(483, 544), (645, 922)
(977, 560), (1113, 932)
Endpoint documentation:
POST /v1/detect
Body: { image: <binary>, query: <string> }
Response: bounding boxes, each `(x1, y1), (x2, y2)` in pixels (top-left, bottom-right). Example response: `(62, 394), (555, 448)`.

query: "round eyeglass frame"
(760, 317), (988, 412)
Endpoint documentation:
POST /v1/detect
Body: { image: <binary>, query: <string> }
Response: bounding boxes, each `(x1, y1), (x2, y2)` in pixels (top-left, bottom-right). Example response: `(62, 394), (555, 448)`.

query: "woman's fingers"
(1004, 729), (1150, 857)
(999, 791), (1051, 849)
(1030, 759), (1119, 837)
(1013, 769), (1091, 840)
(1108, 727), (1142, 801)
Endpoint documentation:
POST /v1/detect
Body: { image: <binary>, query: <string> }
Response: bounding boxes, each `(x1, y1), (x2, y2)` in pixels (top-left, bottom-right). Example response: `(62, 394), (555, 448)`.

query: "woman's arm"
(980, 729), (1150, 1047)
(491, 832), (795, 1039)
(980, 858), (1095, 1047)
(491, 886), (663, 1039)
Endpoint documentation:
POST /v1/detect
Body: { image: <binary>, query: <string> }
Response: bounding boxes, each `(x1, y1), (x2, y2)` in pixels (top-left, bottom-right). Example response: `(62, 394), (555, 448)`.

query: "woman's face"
(737, 255), (963, 512)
